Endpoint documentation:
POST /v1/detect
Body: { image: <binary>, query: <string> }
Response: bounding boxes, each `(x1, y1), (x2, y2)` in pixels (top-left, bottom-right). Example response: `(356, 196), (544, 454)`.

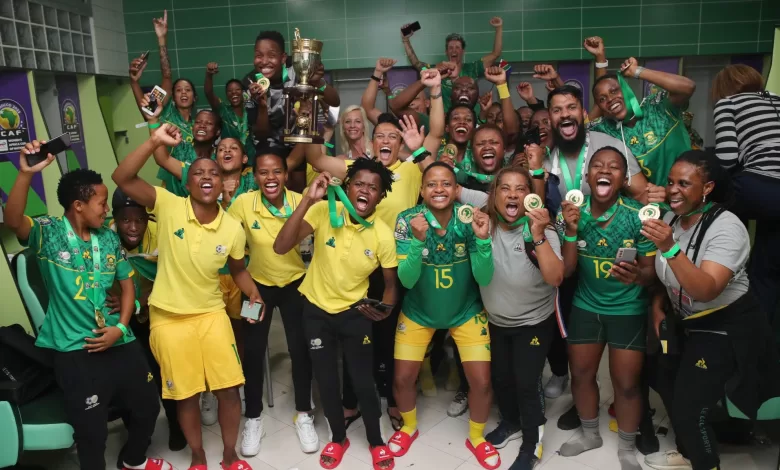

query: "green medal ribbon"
(262, 193), (292, 218)
(617, 74), (644, 123)
(580, 196), (621, 227)
(452, 166), (495, 183)
(327, 185), (373, 228)
(62, 217), (104, 323)
(560, 134), (589, 193)
(497, 214), (533, 242)
(422, 209), (442, 229)
(684, 201), (712, 217)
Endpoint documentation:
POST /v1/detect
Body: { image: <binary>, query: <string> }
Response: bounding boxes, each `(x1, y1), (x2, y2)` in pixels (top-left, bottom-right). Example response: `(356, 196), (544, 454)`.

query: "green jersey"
(588, 89), (690, 186)
(438, 146), (475, 173)
(555, 197), (656, 315)
(160, 147), (217, 197)
(424, 60), (484, 114)
(22, 216), (135, 352)
(215, 100), (257, 166)
(395, 203), (493, 328)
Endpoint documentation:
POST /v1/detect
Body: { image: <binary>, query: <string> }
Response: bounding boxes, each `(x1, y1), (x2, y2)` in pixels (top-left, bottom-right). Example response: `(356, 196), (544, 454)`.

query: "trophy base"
(284, 84), (315, 95)
(284, 135), (324, 144)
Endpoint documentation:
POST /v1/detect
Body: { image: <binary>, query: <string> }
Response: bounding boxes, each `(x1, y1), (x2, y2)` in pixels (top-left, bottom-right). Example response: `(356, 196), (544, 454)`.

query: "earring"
(703, 194), (707, 203)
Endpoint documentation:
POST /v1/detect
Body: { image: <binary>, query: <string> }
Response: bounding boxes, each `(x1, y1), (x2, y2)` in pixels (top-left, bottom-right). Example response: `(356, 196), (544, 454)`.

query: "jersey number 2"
(73, 276), (93, 301)
(435, 268), (453, 289)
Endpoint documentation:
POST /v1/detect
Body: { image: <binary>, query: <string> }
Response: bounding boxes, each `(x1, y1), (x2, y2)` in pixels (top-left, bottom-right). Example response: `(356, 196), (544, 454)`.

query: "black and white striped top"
(713, 91), (780, 178)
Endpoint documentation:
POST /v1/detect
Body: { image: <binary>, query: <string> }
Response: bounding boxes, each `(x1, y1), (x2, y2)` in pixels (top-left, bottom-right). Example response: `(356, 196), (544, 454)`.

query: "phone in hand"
(26, 133), (71, 167)
(140, 50), (150, 62)
(525, 126), (542, 146)
(401, 22), (421, 37)
(142, 85), (167, 116)
(240, 300), (264, 321)
(350, 298), (383, 309)
(615, 247), (638, 265)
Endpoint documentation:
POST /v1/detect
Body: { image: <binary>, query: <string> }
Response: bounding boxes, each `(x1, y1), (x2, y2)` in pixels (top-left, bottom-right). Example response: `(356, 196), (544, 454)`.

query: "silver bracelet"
(634, 66), (645, 79)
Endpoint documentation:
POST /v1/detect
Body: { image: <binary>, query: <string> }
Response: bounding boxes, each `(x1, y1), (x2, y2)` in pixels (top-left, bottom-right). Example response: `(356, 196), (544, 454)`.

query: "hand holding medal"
(470, 208), (490, 240)
(523, 193), (544, 212)
(565, 189), (585, 207)
(640, 217), (675, 253)
(638, 204), (661, 222)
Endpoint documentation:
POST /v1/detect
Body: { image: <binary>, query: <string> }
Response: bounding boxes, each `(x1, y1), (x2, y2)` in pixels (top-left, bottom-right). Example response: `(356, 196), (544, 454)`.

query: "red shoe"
(370, 445), (395, 470)
(220, 460), (252, 470)
(608, 402), (616, 417)
(388, 429), (419, 457)
(320, 439), (350, 469)
(122, 458), (173, 470)
(465, 439), (501, 470)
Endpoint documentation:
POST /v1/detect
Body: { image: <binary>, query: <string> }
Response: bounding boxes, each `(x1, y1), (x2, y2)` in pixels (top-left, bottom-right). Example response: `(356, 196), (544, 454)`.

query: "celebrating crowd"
(5, 10), (780, 470)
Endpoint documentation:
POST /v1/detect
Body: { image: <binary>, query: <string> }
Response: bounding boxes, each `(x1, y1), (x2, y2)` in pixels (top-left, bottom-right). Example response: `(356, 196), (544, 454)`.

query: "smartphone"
(350, 298), (382, 309)
(26, 133), (71, 166)
(140, 50), (150, 62)
(240, 300), (264, 321)
(615, 247), (638, 265)
(525, 126), (541, 146)
(401, 21), (421, 37)
(142, 85), (167, 116)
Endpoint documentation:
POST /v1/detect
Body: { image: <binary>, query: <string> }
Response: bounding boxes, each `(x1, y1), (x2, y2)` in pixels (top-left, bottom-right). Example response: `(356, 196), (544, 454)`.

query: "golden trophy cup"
(284, 28), (324, 144)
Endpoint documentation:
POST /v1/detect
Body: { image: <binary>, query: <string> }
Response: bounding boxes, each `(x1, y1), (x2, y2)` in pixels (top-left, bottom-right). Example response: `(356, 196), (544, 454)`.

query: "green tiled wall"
(125, 0), (779, 104)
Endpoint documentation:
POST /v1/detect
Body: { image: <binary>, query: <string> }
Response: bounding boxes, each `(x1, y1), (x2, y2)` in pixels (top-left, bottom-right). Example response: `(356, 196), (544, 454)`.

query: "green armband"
(563, 234), (577, 243)
(134, 300), (141, 315)
(148, 122), (161, 129)
(662, 243), (681, 259)
(324, 142), (334, 149)
(318, 84), (327, 92)
(116, 322), (129, 338)
(530, 168), (544, 177)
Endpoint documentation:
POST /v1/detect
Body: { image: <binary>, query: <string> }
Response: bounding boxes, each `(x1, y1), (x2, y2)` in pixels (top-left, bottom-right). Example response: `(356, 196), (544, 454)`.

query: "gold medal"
(524, 194), (543, 212)
(638, 204), (661, 221)
(329, 176), (342, 186)
(443, 144), (458, 158)
(565, 189), (585, 207)
(258, 77), (270, 92)
(457, 205), (474, 224)
(95, 310), (106, 328)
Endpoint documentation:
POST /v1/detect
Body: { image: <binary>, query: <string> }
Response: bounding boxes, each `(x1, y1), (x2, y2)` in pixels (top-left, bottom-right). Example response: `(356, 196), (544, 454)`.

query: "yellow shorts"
(394, 311), (491, 362)
(149, 306), (245, 400)
(219, 273), (242, 320)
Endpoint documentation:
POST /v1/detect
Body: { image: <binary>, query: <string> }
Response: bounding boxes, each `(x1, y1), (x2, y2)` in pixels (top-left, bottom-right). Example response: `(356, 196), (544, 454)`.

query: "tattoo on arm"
(160, 45), (171, 79)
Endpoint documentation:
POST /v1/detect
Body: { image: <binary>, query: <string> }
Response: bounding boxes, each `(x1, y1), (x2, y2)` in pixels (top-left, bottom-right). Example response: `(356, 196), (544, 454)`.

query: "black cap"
(112, 188), (143, 212)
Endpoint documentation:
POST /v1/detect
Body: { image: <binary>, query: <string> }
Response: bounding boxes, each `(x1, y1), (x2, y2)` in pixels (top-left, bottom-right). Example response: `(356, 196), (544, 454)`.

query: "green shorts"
(567, 306), (646, 351)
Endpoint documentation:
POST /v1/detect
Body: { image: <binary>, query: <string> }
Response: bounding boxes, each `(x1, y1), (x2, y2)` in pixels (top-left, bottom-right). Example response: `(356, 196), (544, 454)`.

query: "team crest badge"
(364, 249), (375, 259)
(644, 131), (658, 146)
(454, 243), (466, 257)
(105, 254), (116, 269)
(216, 245), (226, 255)
(623, 239), (635, 248)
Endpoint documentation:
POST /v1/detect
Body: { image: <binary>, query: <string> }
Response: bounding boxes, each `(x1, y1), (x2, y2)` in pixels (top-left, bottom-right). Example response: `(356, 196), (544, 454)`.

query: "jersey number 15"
(435, 268), (453, 289)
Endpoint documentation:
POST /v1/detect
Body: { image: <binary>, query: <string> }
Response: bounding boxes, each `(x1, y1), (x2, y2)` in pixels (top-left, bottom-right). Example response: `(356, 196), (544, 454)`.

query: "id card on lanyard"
(63, 218), (106, 328)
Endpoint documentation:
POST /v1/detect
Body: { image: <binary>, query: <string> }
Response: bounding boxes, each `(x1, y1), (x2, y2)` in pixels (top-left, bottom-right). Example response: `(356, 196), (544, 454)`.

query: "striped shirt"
(713, 91), (780, 178)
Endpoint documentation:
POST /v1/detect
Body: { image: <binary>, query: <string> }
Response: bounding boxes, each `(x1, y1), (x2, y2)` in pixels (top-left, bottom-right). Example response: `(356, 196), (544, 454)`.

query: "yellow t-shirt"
(108, 221), (159, 300)
(148, 187), (246, 314)
(228, 189), (306, 287)
(298, 200), (398, 314)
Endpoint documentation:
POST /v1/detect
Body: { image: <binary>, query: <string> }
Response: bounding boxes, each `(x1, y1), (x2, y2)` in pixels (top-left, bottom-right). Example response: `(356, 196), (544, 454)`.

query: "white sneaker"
(241, 416), (265, 457)
(200, 392), (218, 426)
(544, 374), (569, 399)
(295, 413), (319, 453)
(644, 450), (692, 470)
(447, 390), (469, 417)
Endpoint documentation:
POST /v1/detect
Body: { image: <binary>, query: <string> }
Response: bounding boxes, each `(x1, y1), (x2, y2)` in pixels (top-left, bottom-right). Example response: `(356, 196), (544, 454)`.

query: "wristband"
(116, 322), (129, 338)
(324, 142), (334, 149)
(421, 66), (429, 71)
(662, 243), (681, 259)
(530, 168), (544, 177)
(595, 60), (609, 69)
(318, 84), (327, 92)
(497, 83), (510, 100)
(410, 146), (431, 163)
(563, 234), (577, 243)
(134, 300), (141, 315)
(533, 236), (547, 247)
(370, 75), (381, 82)
(634, 66), (645, 79)
(148, 122), (161, 129)
(430, 91), (442, 100)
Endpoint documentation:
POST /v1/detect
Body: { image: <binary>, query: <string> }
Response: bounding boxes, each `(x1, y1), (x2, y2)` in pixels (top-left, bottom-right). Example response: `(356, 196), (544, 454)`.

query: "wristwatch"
(533, 237), (547, 246)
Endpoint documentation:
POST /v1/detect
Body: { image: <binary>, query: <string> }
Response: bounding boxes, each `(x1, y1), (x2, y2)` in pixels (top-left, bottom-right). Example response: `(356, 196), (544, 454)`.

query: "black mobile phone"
(27, 133), (71, 166)
(401, 22), (421, 37)
(140, 50), (150, 62)
(525, 126), (541, 146)
(350, 298), (382, 309)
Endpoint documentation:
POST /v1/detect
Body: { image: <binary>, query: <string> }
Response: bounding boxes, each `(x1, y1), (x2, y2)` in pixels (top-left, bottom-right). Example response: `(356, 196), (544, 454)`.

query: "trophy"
(283, 28), (324, 144)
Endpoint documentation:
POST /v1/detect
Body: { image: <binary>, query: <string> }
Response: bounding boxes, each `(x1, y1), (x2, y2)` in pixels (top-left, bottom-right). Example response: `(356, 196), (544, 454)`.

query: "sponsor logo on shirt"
(84, 394), (99, 410)
(363, 335), (371, 345)
(166, 380), (174, 390)
(513, 243), (523, 252)
(174, 228), (185, 239)
(391, 172), (400, 182)
(629, 136), (640, 146)
(310, 338), (323, 350)
(454, 243), (466, 257)
(216, 245), (226, 255)
(530, 336), (540, 346)
(58, 251), (71, 263)
(37, 217), (52, 226)
(251, 220), (261, 230)
(364, 249), (374, 259)
(577, 240), (587, 250)
(436, 243), (446, 252)
(397, 321), (406, 333)
(422, 248), (429, 258)
(695, 358), (707, 370)
(597, 238), (608, 247)
(326, 237), (336, 248)
(147, 372), (154, 382)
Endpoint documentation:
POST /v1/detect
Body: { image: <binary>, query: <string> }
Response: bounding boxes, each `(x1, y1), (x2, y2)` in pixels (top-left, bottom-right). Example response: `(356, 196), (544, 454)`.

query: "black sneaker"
(168, 425), (187, 452)
(485, 420), (522, 449)
(557, 405), (579, 430)
(636, 413), (659, 455)
(508, 450), (539, 470)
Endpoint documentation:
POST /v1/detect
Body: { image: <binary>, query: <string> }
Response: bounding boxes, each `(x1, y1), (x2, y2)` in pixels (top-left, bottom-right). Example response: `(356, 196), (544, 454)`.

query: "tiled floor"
(25, 315), (779, 470)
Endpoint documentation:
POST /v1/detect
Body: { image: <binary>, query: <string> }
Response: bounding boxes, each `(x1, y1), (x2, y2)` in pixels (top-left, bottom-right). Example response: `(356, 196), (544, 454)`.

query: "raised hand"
(484, 66), (507, 85)
(583, 36), (605, 58)
(516, 82), (534, 101)
(471, 208), (490, 240)
(375, 57), (397, 74)
(645, 183), (666, 204)
(248, 79), (268, 106)
(399, 114), (425, 151)
(560, 200), (581, 234)
(151, 123), (182, 148)
(401, 23), (416, 39)
(152, 10), (168, 38)
(490, 16), (503, 29)
(527, 208), (551, 238)
(545, 80), (556, 92)
(306, 171), (331, 202)
(478, 92), (493, 111)
(139, 92), (163, 121)
(129, 56), (147, 82)
(533, 64), (559, 81)
(420, 68), (441, 88)
(524, 144), (545, 170)
(206, 62), (219, 75)
(19, 141), (55, 173)
(410, 212), (429, 242)
(620, 57), (639, 78)
(436, 61), (456, 80)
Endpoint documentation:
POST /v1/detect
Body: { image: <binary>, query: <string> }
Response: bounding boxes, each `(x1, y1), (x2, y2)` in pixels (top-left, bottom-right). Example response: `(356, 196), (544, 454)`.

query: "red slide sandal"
(370, 445), (395, 470)
(320, 439), (350, 469)
(388, 429), (419, 457)
(466, 439), (502, 470)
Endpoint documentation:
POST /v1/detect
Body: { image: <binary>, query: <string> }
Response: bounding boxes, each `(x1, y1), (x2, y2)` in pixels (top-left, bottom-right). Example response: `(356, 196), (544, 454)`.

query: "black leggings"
(490, 317), (554, 449)
(243, 278), (312, 417)
(343, 269), (400, 409)
(303, 298), (383, 446)
(54, 341), (159, 470)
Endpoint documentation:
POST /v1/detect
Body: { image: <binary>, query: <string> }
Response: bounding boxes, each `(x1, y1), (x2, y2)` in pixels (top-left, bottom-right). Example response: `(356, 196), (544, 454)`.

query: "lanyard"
(497, 214), (533, 242)
(262, 193), (292, 218)
(423, 208), (442, 229)
(452, 166), (495, 183)
(581, 196), (620, 226)
(617, 74), (644, 123)
(559, 138), (589, 193)
(685, 201), (712, 217)
(327, 185), (372, 228)
(63, 217), (105, 327)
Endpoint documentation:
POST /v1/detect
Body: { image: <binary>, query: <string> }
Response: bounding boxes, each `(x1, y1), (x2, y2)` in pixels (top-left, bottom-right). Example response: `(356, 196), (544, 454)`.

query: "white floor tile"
(252, 425), (314, 469)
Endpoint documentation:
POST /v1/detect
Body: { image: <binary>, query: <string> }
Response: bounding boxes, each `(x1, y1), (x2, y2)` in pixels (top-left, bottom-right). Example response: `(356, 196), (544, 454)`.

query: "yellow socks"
(468, 419), (486, 446)
(400, 408), (418, 436)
